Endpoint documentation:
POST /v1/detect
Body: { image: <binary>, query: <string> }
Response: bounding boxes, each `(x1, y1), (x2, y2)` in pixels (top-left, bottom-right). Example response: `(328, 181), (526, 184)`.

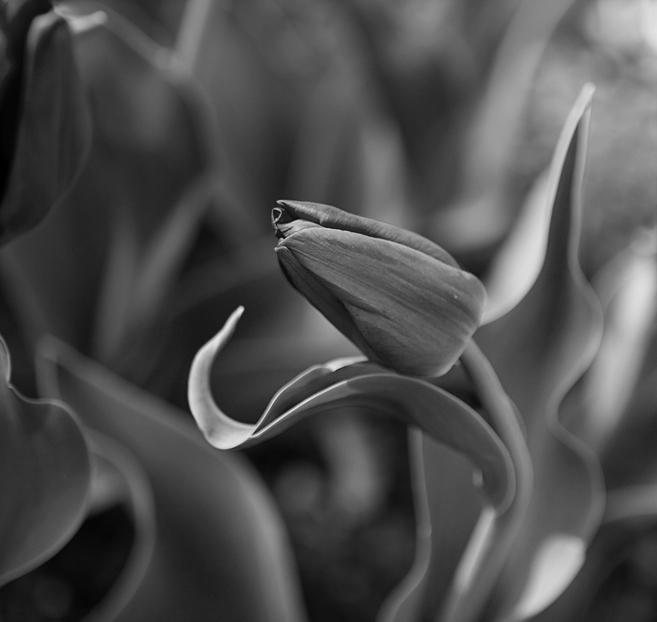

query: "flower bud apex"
(273, 200), (486, 377)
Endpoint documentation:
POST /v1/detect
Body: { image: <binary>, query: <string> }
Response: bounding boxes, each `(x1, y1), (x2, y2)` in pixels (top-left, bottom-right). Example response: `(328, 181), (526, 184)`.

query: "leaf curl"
(188, 307), (516, 512)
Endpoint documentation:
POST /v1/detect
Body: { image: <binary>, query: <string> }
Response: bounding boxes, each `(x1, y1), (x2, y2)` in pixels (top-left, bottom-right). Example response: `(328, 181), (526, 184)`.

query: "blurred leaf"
(1, 429), (156, 621)
(287, 73), (371, 220)
(176, 0), (309, 231)
(597, 370), (657, 492)
(0, 8), (91, 245)
(534, 485), (657, 622)
(432, 0), (580, 265)
(0, 335), (90, 586)
(37, 337), (307, 622)
(0, 4), (213, 363)
(473, 85), (605, 620)
(82, 431), (155, 621)
(134, 249), (357, 412)
(188, 308), (516, 511)
(576, 228), (657, 452)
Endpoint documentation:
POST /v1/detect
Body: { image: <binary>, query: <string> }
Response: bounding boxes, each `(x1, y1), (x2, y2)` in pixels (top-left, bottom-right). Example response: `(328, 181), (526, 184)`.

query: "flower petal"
(277, 200), (460, 267)
(280, 227), (485, 376)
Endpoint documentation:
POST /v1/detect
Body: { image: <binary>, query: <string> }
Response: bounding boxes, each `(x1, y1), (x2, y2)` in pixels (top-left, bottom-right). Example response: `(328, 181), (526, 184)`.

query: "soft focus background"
(0, 0), (655, 620)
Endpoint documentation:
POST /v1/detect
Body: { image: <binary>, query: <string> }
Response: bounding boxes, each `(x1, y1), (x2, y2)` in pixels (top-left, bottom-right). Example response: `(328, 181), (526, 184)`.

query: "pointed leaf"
(474, 85), (605, 620)
(37, 338), (307, 622)
(481, 169), (552, 324)
(0, 335), (90, 586)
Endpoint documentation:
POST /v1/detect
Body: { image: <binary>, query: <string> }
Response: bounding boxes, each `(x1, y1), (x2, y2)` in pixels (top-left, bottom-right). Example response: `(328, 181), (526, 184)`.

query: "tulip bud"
(273, 200), (486, 377)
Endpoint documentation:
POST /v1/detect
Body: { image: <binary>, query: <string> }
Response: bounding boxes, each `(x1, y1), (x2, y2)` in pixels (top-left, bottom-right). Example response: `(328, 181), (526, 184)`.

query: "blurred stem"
(440, 341), (532, 622)
(175, 0), (213, 72)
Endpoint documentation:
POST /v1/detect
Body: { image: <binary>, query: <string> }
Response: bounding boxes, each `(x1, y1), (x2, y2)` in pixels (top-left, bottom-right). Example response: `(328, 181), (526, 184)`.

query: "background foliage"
(0, 0), (655, 621)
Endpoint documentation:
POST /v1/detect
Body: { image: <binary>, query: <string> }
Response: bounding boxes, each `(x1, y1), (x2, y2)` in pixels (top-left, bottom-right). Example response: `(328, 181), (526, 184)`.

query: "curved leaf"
(0, 9), (91, 245)
(82, 431), (156, 622)
(474, 85), (605, 620)
(1, 429), (156, 621)
(0, 335), (90, 586)
(481, 169), (552, 324)
(37, 337), (307, 622)
(188, 308), (516, 511)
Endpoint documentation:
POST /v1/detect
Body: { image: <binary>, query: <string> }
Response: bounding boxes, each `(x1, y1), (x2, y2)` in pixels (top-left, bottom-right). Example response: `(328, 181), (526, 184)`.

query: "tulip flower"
(273, 200), (486, 377)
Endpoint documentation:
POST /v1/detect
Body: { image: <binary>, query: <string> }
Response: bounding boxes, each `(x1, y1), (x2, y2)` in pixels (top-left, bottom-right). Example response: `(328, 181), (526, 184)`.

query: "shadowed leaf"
(0, 429), (156, 621)
(0, 4), (212, 366)
(576, 229), (657, 453)
(534, 485), (657, 622)
(0, 335), (89, 586)
(37, 337), (307, 622)
(0, 8), (91, 245)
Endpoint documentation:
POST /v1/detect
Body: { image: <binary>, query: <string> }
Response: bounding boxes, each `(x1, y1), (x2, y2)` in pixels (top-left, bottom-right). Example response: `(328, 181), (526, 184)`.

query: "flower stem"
(439, 341), (533, 622)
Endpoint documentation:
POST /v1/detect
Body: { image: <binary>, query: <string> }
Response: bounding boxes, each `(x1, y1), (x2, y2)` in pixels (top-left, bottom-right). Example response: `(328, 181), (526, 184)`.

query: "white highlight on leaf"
(481, 170), (551, 324)
(452, 507), (497, 595)
(584, 229), (657, 450)
(481, 83), (595, 324)
(511, 535), (585, 621)
(55, 9), (108, 34)
(188, 306), (254, 448)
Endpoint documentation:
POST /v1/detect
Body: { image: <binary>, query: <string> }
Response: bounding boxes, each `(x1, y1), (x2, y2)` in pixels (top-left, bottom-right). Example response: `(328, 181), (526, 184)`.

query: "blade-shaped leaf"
(188, 308), (516, 511)
(481, 169), (552, 324)
(0, 335), (90, 586)
(473, 85), (605, 621)
(0, 9), (91, 246)
(37, 337), (307, 622)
